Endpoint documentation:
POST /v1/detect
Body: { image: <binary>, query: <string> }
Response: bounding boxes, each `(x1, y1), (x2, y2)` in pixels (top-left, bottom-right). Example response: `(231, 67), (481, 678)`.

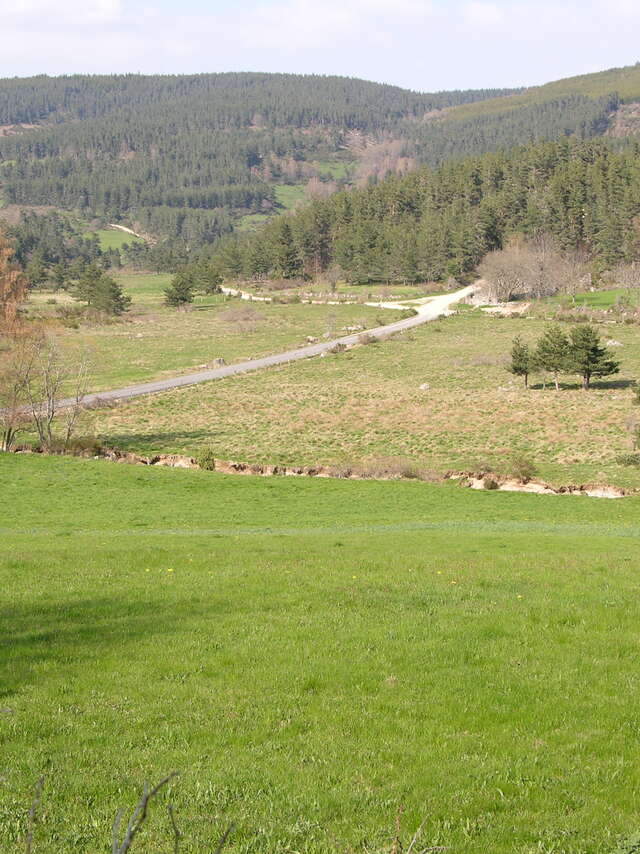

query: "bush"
(508, 455), (538, 482)
(358, 332), (379, 346)
(615, 453), (640, 467)
(197, 449), (217, 471)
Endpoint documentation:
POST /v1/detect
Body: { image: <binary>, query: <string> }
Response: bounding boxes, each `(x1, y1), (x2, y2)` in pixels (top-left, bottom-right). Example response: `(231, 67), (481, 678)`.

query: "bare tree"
(479, 236), (589, 302)
(23, 337), (90, 451)
(0, 329), (37, 451)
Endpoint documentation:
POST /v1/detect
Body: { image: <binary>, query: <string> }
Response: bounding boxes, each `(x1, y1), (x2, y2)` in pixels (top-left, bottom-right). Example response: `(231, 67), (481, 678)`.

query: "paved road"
(61, 285), (475, 409)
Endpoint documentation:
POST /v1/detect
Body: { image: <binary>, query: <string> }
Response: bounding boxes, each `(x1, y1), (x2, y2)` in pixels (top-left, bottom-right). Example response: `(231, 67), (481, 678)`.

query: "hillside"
(2, 65), (640, 262)
(0, 73), (515, 252)
(211, 137), (640, 283)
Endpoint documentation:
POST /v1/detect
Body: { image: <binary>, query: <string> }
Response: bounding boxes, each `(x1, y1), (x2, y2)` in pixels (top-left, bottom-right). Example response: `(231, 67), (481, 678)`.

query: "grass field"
(93, 310), (640, 489)
(549, 288), (640, 311)
(40, 273), (393, 391)
(2, 453), (640, 853)
(83, 228), (144, 251)
(274, 184), (307, 210)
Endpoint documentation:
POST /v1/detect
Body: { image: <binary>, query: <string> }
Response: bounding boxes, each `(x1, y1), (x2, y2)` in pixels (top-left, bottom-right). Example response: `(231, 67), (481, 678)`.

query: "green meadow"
(83, 228), (144, 251)
(2, 453), (640, 853)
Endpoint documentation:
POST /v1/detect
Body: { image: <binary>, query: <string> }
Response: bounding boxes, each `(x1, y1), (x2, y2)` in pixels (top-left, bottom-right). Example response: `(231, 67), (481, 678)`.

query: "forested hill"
(0, 73), (514, 130)
(2, 66), (640, 261)
(0, 73), (515, 252)
(212, 137), (640, 283)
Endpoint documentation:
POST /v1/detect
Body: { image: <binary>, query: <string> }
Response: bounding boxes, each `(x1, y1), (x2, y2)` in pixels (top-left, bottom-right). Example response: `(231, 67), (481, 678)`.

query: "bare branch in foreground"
(168, 803), (182, 854)
(112, 772), (179, 854)
(24, 776), (45, 854)
(213, 823), (235, 854)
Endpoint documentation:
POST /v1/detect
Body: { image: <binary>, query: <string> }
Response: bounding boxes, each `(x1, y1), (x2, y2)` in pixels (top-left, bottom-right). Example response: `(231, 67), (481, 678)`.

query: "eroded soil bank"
(9, 446), (630, 498)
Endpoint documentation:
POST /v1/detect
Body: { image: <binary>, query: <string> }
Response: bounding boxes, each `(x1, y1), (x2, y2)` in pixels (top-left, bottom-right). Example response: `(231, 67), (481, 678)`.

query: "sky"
(1, 0), (639, 92)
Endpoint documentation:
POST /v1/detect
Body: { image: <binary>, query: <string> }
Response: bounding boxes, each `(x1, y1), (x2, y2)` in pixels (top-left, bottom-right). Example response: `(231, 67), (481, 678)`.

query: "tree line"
(207, 138), (640, 284)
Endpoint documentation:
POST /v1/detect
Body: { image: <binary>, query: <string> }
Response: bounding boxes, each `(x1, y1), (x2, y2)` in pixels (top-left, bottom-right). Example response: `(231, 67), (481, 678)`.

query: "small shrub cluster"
(615, 453), (640, 467)
(197, 449), (217, 471)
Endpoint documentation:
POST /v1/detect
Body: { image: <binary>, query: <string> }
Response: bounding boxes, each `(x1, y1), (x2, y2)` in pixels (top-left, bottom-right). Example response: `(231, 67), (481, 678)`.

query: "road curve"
(61, 285), (475, 409)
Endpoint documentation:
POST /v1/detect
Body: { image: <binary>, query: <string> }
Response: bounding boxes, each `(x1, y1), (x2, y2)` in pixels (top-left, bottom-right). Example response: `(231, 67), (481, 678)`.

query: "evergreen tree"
(567, 324), (620, 389)
(72, 266), (131, 315)
(164, 271), (195, 308)
(534, 324), (570, 390)
(508, 337), (532, 388)
(25, 253), (47, 289)
(51, 262), (68, 291)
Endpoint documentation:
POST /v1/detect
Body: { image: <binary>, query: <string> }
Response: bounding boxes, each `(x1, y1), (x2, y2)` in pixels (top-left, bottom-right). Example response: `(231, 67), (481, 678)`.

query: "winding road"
(62, 285), (475, 409)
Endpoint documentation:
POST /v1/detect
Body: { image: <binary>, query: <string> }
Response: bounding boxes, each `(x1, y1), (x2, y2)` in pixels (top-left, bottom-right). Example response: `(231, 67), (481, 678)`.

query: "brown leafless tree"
(23, 338), (89, 451)
(479, 236), (590, 302)
(0, 329), (38, 451)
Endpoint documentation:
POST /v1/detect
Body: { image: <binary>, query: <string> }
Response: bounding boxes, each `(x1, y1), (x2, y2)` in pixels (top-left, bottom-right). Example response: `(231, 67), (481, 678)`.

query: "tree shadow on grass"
(2, 595), (225, 699)
(529, 378), (636, 391)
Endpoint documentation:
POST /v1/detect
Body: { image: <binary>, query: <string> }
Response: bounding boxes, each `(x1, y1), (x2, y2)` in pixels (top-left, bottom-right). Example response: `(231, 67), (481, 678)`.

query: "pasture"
(2, 453), (640, 853)
(37, 273), (392, 391)
(93, 310), (640, 489)
(83, 228), (144, 251)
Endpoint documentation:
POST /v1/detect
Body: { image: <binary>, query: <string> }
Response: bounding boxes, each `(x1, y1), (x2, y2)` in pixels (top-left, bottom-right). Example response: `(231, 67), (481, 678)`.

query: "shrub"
(197, 449), (217, 471)
(358, 332), (379, 346)
(508, 455), (538, 482)
(615, 453), (640, 467)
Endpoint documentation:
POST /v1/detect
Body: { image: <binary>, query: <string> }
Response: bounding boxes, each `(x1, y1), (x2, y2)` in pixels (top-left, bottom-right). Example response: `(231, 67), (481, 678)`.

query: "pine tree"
(73, 266), (131, 315)
(567, 324), (620, 389)
(534, 324), (570, 390)
(164, 271), (195, 308)
(508, 337), (531, 388)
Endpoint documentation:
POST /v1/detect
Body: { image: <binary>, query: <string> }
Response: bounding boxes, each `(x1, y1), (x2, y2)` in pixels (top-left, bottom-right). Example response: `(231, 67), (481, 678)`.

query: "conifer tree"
(73, 266), (131, 315)
(508, 337), (532, 388)
(534, 324), (570, 391)
(164, 271), (195, 308)
(567, 324), (620, 389)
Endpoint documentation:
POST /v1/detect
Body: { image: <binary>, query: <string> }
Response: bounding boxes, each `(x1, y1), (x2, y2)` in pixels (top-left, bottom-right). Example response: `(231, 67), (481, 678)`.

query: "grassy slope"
(93, 310), (640, 489)
(444, 63), (640, 122)
(2, 453), (640, 853)
(83, 228), (144, 251)
(32, 273), (393, 391)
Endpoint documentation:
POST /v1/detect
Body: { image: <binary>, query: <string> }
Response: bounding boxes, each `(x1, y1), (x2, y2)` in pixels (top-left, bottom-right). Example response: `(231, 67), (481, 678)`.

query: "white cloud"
(247, 0), (433, 48)
(463, 1), (503, 26)
(610, 0), (640, 14)
(0, 0), (122, 24)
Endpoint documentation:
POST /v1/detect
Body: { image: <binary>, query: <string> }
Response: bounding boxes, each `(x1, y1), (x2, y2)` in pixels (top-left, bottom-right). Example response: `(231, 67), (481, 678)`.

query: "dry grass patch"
(93, 313), (640, 488)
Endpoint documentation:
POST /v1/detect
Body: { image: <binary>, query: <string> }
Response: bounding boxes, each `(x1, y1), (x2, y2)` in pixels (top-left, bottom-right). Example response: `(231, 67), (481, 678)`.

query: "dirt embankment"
(11, 447), (629, 499)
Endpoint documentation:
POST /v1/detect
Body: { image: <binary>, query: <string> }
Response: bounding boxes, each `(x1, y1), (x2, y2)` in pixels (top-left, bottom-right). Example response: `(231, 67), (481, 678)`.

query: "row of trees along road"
(509, 325), (620, 390)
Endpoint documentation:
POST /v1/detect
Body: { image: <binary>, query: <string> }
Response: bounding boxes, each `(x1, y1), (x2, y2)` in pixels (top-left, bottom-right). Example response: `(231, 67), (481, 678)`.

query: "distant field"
(83, 227), (144, 251)
(550, 288), (640, 310)
(235, 212), (271, 232)
(312, 159), (353, 180)
(274, 183), (307, 209)
(93, 310), (640, 488)
(46, 273), (394, 391)
(3, 453), (640, 853)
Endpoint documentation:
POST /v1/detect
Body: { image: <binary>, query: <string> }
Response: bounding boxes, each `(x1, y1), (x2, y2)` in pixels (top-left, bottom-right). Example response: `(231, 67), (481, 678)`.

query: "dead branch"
(24, 776), (45, 854)
(167, 803), (182, 854)
(112, 772), (179, 854)
(213, 823), (235, 854)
